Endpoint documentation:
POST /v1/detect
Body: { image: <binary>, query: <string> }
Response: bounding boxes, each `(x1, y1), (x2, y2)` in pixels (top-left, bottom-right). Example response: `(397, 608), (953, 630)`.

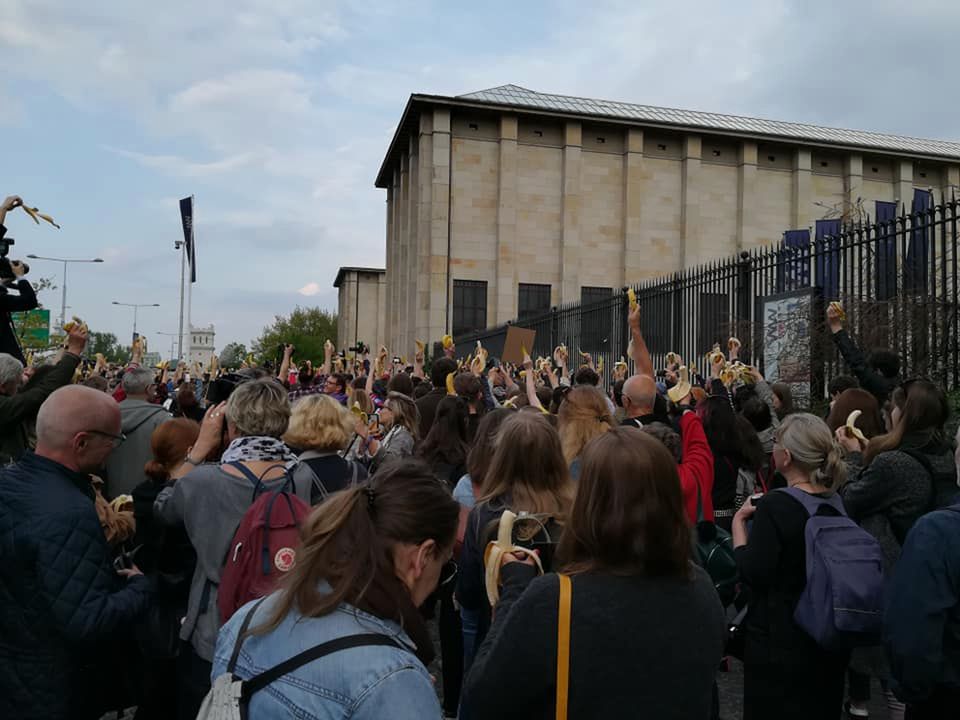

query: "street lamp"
(112, 301), (160, 344)
(26, 254), (104, 331)
(155, 330), (180, 364)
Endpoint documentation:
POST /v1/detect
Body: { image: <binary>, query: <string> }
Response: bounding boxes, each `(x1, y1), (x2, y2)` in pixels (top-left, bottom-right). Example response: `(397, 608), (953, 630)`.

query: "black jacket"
(0, 278), (38, 364)
(0, 452), (154, 719)
(831, 329), (899, 404)
(462, 564), (725, 720)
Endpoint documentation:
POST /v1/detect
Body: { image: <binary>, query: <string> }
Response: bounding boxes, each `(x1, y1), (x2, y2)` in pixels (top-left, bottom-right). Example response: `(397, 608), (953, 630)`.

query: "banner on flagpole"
(179, 196), (197, 283)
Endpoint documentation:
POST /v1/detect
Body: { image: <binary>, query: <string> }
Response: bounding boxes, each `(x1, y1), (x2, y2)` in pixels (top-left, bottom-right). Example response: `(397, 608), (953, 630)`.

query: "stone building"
(376, 84), (960, 350)
(334, 267), (387, 354)
(186, 323), (215, 368)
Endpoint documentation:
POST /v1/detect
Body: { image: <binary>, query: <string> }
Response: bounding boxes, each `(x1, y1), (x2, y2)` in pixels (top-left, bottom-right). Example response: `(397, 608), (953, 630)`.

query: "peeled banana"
(62, 316), (88, 334)
(483, 510), (544, 605)
(845, 409), (867, 443)
(350, 402), (368, 425)
(667, 366), (692, 403)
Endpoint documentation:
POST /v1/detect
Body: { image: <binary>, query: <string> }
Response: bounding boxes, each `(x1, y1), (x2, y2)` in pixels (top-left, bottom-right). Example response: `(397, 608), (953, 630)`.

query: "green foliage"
(251, 307), (337, 366)
(219, 342), (248, 369)
(87, 331), (125, 363)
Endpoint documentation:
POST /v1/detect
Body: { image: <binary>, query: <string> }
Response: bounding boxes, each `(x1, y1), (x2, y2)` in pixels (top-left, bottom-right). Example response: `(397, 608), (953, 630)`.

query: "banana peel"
(667, 366), (692, 404)
(845, 409), (867, 443)
(350, 402), (368, 426)
(442, 334), (454, 350)
(728, 337), (741, 351)
(829, 301), (846, 322)
(21, 204), (60, 229)
(483, 510), (544, 605)
(62, 316), (88, 334)
(415, 339), (425, 354)
(596, 357), (604, 374)
(627, 287), (638, 313)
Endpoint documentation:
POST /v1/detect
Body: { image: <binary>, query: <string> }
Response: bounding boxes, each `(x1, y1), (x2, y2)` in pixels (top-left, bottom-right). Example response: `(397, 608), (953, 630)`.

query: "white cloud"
(298, 282), (321, 296)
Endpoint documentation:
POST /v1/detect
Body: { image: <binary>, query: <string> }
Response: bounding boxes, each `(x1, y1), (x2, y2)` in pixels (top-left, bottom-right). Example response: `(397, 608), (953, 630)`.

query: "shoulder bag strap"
(349, 460), (359, 486)
(297, 460), (327, 501)
(227, 597), (268, 673)
(900, 448), (938, 511)
(555, 573), (572, 720)
(240, 633), (403, 702)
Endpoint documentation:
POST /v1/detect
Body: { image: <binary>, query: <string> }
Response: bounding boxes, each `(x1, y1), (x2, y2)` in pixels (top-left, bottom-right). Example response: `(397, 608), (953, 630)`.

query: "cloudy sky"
(2, 0), (957, 355)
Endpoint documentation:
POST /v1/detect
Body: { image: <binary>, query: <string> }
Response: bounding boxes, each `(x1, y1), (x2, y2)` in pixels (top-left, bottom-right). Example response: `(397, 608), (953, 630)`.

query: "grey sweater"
(842, 445), (958, 570)
(154, 462), (311, 661)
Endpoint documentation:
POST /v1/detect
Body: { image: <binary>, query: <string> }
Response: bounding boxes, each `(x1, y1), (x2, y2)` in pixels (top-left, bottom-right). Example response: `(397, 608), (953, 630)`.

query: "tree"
(219, 342), (248, 369)
(87, 331), (124, 363)
(251, 307), (337, 366)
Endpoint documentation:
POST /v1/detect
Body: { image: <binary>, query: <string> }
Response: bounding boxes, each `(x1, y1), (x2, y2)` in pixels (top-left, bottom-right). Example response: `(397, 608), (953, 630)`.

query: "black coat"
(831, 329), (899, 404)
(0, 452), (154, 719)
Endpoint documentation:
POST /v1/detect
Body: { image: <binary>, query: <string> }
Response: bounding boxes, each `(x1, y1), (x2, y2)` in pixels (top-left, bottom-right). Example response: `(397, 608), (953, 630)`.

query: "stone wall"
(381, 106), (960, 349)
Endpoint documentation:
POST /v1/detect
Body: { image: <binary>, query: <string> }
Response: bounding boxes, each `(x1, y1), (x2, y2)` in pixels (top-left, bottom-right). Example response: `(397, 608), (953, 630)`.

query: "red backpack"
(217, 462), (311, 624)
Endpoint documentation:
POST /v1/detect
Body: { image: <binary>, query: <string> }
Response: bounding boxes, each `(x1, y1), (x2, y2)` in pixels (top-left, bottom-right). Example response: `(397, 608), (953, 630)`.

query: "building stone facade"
(334, 267), (387, 353)
(376, 85), (960, 351)
(186, 324), (215, 368)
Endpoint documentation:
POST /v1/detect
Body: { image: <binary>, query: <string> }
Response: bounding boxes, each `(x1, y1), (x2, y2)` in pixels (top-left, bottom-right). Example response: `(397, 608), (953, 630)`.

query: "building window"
(452, 279), (487, 336)
(518, 283), (551, 320)
(580, 286), (613, 352)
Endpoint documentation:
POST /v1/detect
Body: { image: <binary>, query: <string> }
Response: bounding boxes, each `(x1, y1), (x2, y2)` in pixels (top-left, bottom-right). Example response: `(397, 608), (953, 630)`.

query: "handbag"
(694, 482), (738, 607)
(555, 573), (572, 720)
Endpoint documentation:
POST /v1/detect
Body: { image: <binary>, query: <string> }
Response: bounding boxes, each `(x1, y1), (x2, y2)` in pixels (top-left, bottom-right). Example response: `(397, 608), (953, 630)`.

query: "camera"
(348, 342), (368, 355)
(0, 237), (28, 284)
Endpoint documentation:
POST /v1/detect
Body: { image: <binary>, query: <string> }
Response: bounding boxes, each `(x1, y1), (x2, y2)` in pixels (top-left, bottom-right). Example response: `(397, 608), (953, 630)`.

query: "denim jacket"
(212, 593), (442, 719)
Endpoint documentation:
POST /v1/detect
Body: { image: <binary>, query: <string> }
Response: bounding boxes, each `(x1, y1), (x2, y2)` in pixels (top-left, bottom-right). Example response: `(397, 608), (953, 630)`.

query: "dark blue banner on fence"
(815, 219), (841, 300)
(876, 201), (897, 300)
(777, 229), (810, 292)
(905, 189), (932, 292)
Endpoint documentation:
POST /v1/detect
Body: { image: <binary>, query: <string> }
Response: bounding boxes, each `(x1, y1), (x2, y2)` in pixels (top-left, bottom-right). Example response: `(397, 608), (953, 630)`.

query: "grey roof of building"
(333, 266), (385, 288)
(459, 85), (960, 159)
(376, 84), (960, 187)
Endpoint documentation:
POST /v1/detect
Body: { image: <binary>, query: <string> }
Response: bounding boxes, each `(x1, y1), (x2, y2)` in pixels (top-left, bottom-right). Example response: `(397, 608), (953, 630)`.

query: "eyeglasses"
(84, 430), (127, 448)
(439, 560), (459, 588)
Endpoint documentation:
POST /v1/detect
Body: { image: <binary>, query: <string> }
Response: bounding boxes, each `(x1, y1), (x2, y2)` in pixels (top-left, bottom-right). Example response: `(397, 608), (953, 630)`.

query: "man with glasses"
(0, 385), (154, 719)
(103, 366), (171, 499)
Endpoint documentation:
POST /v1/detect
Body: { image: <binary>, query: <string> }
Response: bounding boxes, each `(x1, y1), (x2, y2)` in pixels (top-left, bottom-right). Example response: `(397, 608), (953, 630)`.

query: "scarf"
(220, 436), (298, 465)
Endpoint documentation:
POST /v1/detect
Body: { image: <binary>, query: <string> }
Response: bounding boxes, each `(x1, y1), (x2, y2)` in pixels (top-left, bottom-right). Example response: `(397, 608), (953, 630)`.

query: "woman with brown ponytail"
(211, 458), (459, 719)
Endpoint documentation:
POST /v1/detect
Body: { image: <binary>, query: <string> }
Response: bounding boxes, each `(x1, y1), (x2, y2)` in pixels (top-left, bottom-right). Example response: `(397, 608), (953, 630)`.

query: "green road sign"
(12, 309), (51, 348)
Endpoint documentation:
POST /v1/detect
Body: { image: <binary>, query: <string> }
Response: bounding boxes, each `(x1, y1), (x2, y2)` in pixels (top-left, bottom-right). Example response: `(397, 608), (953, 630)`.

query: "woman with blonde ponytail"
(211, 458), (458, 719)
(732, 413), (850, 719)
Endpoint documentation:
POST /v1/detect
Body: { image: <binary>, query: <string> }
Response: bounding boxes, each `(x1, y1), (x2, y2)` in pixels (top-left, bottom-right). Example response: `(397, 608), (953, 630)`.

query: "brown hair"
(863, 380), (949, 465)
(388, 373), (414, 397)
(771, 382), (794, 418)
(384, 391), (420, 441)
(477, 412), (574, 517)
(826, 388), (884, 438)
(466, 408), (514, 493)
(253, 458), (458, 634)
(352, 388), (374, 416)
(557, 386), (614, 464)
(557, 427), (692, 577)
(144, 418), (201, 482)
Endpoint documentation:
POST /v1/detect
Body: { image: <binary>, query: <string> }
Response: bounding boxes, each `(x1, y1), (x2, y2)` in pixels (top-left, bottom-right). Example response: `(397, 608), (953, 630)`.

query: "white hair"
(0, 354), (24, 387)
(122, 367), (156, 396)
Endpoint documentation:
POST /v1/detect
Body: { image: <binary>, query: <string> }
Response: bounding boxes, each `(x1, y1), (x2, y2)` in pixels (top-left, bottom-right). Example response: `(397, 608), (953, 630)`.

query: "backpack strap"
(240, 633), (404, 703)
(900, 448), (938, 512)
(555, 573), (572, 720)
(227, 461), (292, 500)
(781, 487), (845, 517)
(227, 597), (268, 674)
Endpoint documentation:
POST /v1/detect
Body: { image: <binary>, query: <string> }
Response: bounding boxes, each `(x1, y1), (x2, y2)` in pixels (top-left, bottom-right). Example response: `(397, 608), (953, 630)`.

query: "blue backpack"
(783, 487), (885, 649)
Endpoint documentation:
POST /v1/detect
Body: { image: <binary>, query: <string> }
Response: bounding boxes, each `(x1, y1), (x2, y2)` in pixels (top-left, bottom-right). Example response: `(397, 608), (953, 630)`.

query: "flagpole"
(177, 238), (186, 361)
(186, 194), (194, 363)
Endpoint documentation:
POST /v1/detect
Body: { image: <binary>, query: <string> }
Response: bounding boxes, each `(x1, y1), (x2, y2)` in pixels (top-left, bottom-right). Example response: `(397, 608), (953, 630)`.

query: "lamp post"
(155, 331), (180, 364)
(112, 301), (160, 344)
(25, 254), (104, 332)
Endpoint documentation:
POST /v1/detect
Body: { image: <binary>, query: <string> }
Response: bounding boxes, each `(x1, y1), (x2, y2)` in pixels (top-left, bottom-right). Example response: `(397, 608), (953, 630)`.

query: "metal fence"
(455, 197), (960, 403)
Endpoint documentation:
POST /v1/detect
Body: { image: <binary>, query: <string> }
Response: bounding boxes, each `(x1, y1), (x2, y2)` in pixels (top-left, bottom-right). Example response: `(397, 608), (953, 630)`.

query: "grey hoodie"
(103, 399), (171, 498)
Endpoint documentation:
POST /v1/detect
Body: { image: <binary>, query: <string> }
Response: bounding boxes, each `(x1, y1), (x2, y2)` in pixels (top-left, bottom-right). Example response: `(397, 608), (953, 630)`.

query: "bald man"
(620, 374), (663, 428)
(0, 385), (154, 720)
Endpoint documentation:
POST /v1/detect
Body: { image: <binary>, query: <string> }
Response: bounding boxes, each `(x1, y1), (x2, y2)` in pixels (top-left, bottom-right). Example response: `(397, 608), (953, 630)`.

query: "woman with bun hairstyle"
(732, 413), (850, 719)
(212, 459), (459, 720)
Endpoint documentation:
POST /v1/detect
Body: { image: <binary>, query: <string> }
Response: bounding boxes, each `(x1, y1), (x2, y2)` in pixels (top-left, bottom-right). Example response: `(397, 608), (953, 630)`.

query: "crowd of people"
(1, 279), (959, 719)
